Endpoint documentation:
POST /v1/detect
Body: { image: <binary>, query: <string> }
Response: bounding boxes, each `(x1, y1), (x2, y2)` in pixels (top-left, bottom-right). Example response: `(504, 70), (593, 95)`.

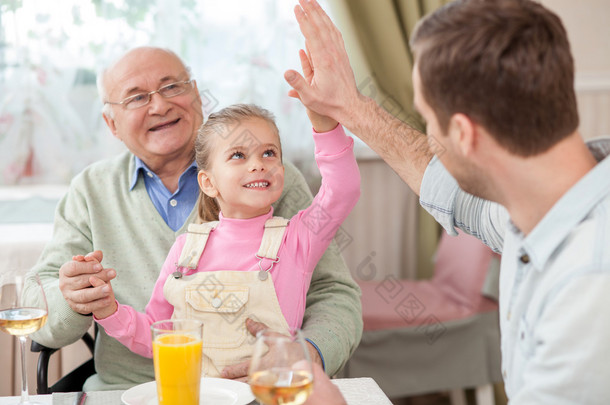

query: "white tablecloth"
(0, 377), (392, 404)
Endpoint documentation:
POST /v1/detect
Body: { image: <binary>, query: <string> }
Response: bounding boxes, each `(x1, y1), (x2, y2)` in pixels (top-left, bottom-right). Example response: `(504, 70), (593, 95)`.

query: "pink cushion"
(359, 231), (499, 331)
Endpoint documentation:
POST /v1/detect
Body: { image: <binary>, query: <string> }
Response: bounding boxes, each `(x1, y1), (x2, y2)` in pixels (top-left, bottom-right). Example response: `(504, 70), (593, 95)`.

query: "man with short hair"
(26, 46), (362, 391)
(288, 0), (610, 403)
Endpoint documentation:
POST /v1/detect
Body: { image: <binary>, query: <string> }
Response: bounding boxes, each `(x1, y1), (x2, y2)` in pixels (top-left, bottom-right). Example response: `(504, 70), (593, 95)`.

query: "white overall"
(163, 217), (292, 377)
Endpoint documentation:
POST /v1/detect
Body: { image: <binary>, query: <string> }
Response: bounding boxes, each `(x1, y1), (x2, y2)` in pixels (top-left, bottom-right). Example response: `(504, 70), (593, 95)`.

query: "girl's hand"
(295, 48), (339, 133)
(72, 251), (118, 319)
(89, 275), (118, 319)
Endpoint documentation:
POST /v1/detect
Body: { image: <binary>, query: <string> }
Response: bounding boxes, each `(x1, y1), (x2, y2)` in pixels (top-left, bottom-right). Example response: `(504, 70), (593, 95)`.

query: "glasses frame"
(104, 79), (194, 110)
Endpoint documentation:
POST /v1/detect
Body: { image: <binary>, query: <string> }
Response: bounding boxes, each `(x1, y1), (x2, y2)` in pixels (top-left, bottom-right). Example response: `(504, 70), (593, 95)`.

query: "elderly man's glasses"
(105, 80), (193, 110)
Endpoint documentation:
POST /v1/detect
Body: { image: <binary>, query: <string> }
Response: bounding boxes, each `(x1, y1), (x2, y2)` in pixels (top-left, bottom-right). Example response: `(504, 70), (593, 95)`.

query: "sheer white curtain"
(0, 0), (329, 185)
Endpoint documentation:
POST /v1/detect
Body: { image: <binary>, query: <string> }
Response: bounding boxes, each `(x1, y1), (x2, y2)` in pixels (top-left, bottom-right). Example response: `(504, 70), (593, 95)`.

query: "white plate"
(121, 377), (255, 405)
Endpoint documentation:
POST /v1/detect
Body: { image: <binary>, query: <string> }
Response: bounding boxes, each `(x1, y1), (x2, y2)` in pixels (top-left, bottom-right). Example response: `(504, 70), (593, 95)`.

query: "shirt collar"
(129, 156), (198, 190)
(521, 138), (610, 270)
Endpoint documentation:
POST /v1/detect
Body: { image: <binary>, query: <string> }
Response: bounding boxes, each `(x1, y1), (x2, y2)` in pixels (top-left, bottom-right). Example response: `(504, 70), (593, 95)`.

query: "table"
(0, 377), (393, 404)
(0, 185), (68, 396)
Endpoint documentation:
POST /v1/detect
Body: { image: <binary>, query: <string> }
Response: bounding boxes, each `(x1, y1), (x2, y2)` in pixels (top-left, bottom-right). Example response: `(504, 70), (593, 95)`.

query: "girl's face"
(197, 117), (285, 219)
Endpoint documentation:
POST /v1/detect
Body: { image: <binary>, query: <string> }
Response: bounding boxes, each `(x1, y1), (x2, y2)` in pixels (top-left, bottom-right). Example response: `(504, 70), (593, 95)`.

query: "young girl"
(88, 103), (360, 377)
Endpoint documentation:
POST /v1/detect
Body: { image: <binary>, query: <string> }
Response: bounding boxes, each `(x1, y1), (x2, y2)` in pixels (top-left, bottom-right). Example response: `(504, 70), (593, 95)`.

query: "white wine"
(0, 307), (48, 336)
(250, 369), (313, 405)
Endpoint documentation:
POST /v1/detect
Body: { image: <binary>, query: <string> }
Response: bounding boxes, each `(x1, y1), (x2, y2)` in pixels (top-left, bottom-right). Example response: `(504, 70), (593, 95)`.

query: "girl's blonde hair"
(195, 103), (282, 222)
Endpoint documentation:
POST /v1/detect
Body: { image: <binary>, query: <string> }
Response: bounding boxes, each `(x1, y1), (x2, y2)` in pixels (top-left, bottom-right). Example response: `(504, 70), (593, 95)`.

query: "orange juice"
(153, 333), (202, 405)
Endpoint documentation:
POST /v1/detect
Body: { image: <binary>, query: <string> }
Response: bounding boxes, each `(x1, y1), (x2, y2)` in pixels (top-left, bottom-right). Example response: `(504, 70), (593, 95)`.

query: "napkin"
(52, 390), (124, 405)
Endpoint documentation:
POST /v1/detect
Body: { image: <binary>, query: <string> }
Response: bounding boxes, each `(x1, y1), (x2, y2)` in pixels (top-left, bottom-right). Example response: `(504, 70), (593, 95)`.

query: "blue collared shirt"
(130, 157), (199, 231)
(420, 139), (610, 404)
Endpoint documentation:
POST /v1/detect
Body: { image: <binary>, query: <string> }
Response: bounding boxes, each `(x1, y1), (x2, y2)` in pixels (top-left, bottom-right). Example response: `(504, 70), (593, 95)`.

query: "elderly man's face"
(102, 48), (203, 168)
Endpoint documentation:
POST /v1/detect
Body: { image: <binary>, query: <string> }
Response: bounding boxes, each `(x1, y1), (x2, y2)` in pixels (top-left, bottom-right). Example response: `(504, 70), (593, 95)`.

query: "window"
(0, 0), (330, 184)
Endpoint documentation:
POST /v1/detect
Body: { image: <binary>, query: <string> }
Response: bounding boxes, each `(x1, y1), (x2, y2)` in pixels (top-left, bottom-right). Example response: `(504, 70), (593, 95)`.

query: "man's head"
(98, 47), (203, 168)
(410, 0), (579, 157)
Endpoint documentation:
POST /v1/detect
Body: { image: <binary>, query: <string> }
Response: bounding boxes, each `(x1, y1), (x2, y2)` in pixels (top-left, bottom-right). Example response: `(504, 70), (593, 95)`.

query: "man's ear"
(197, 170), (218, 198)
(102, 112), (120, 140)
(448, 113), (476, 156)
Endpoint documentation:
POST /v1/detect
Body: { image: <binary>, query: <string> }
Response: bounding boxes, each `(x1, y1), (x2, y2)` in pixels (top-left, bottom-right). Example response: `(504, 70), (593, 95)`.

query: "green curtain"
(341, 0), (451, 279)
(344, 0), (450, 132)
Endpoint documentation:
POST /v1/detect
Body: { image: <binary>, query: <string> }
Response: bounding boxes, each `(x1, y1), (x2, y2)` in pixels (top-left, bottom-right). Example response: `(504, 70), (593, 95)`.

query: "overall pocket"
(186, 284), (250, 349)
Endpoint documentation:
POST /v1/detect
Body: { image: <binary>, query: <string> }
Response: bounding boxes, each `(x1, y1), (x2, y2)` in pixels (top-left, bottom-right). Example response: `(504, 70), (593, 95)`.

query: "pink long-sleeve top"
(96, 125), (360, 358)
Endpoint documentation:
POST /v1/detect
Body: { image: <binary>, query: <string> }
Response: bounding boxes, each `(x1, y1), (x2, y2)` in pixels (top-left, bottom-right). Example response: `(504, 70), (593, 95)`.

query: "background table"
(0, 185), (94, 397)
(0, 184), (64, 270)
(0, 377), (392, 404)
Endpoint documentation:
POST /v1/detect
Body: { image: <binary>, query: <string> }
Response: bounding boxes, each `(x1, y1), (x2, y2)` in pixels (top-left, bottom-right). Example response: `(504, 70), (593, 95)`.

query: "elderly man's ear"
(102, 112), (121, 141)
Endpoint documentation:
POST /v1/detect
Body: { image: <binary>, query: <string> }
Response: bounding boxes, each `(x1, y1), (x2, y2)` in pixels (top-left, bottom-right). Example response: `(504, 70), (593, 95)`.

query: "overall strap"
(177, 221), (219, 269)
(256, 217), (289, 276)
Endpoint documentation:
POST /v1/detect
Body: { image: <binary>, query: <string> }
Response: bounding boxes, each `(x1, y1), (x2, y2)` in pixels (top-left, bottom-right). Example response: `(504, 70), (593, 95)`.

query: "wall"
(539, 0), (610, 139)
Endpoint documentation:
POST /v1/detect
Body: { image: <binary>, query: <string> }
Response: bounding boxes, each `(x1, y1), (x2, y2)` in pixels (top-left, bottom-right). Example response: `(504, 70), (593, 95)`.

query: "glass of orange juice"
(151, 319), (203, 405)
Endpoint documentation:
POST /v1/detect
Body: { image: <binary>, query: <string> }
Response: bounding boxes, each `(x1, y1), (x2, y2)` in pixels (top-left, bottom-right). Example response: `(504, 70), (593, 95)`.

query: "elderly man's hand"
(59, 250), (116, 315)
(220, 318), (323, 382)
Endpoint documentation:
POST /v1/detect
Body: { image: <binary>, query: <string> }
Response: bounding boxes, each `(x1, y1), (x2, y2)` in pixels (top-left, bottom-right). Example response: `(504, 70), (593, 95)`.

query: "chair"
(341, 230), (503, 404)
(31, 327), (96, 394)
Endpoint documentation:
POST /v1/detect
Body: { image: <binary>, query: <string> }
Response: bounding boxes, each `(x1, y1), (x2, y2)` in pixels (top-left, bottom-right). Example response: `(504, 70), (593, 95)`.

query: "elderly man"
(288, 0), (610, 404)
(26, 46), (362, 391)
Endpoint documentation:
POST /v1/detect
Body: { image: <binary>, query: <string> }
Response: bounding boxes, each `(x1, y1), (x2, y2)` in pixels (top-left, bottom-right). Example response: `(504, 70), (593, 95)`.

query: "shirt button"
(170, 199), (178, 207)
(507, 311), (511, 321)
(520, 254), (530, 264)
(146, 172), (153, 178)
(503, 369), (507, 379)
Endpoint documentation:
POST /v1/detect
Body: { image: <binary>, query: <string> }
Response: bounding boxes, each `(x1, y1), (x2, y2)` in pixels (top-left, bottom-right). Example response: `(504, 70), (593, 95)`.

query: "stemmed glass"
(248, 329), (314, 405)
(0, 272), (48, 404)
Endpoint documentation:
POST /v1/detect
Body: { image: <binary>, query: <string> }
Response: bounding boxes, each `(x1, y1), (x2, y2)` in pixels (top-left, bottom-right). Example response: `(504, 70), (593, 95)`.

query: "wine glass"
(0, 271), (48, 404)
(248, 329), (314, 405)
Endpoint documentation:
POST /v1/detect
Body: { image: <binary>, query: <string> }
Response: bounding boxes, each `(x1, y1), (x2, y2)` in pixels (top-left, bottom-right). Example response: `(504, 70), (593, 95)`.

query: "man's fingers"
(66, 283), (113, 315)
(88, 275), (107, 288)
(220, 318), (273, 379)
(310, 0), (340, 42)
(284, 70), (310, 99)
(73, 250), (104, 264)
(59, 264), (115, 297)
(95, 268), (116, 283)
(71, 296), (114, 316)
(221, 359), (250, 380)
(299, 49), (314, 82)
(62, 259), (103, 278)
(294, 3), (324, 54)
(287, 89), (301, 100)
(86, 250), (103, 263)
(298, 0), (333, 44)
(245, 318), (270, 337)
(72, 282), (109, 302)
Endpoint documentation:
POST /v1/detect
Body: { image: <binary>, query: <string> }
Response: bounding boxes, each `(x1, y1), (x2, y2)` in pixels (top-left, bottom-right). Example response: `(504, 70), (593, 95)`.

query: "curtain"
(329, 0), (450, 279)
